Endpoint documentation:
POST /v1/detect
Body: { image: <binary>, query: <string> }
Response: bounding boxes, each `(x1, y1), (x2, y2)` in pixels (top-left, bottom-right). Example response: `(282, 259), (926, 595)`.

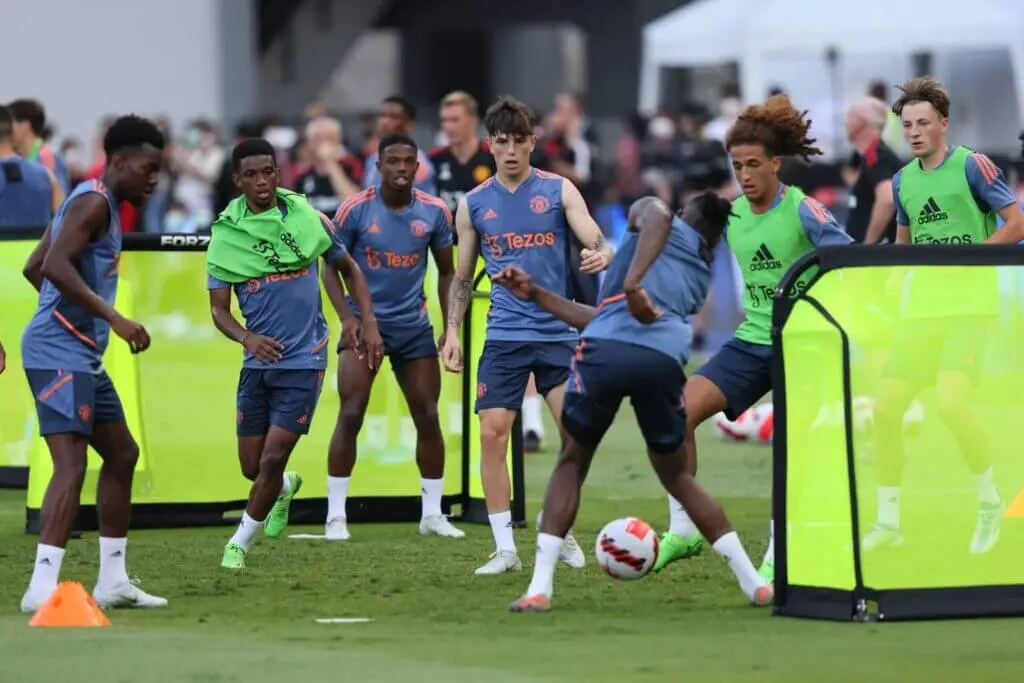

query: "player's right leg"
(474, 340), (533, 575)
(21, 370), (98, 612)
(861, 328), (932, 553)
(325, 349), (376, 540)
(223, 370), (321, 567)
(510, 340), (619, 612)
(655, 338), (772, 574)
(630, 347), (771, 605)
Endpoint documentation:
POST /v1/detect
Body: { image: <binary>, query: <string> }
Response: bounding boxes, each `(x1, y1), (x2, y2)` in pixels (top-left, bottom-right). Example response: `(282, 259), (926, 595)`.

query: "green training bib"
(898, 145), (997, 245)
(728, 186), (815, 345)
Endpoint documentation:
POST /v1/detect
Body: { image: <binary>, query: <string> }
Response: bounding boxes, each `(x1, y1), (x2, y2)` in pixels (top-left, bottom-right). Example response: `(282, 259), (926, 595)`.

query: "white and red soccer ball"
(711, 403), (775, 444)
(595, 517), (659, 581)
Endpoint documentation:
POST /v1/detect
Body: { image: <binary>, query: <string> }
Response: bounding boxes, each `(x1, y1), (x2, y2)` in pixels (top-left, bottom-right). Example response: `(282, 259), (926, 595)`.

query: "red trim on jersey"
(333, 187), (376, 224)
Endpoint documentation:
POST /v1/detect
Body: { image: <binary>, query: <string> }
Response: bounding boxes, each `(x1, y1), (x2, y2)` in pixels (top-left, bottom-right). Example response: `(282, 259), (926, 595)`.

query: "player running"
(504, 194), (773, 611)
(19, 115), (166, 613)
(654, 95), (853, 582)
(861, 77), (1024, 554)
(207, 138), (376, 569)
(441, 96), (613, 575)
(323, 133), (464, 541)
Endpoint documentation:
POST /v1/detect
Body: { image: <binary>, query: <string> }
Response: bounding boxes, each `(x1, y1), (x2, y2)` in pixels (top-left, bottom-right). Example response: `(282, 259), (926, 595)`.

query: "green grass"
(1, 416), (1023, 683)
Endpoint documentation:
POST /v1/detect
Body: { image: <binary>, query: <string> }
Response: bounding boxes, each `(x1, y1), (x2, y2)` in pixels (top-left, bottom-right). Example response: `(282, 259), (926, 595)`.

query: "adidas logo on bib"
(749, 243), (782, 271)
(917, 196), (948, 224)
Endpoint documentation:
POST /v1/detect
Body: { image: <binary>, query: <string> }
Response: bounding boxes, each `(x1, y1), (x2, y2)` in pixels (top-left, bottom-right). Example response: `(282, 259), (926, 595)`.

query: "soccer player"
(503, 194), (773, 611)
(430, 91), (495, 216)
(441, 96), (614, 575)
(323, 133), (464, 540)
(0, 340), (6, 374)
(0, 104), (63, 227)
(654, 95), (853, 582)
(363, 96), (436, 194)
(207, 138), (377, 569)
(861, 77), (1024, 554)
(19, 115), (166, 613)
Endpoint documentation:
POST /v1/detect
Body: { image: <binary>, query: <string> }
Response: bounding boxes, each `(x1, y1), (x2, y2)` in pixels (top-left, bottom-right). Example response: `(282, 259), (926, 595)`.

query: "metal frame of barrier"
(772, 244), (1024, 622)
(5, 229), (527, 530)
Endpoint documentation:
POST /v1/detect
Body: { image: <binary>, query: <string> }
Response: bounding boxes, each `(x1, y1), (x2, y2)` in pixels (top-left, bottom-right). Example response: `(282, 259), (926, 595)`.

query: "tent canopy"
(639, 0), (750, 112)
(740, 0), (1024, 130)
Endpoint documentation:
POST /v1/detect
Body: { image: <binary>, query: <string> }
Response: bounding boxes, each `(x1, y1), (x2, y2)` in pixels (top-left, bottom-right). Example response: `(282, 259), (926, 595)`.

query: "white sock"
(98, 537), (129, 586)
(279, 473), (292, 498)
(421, 477), (444, 519)
(976, 467), (1001, 505)
(712, 531), (766, 600)
(762, 520), (775, 566)
(877, 486), (901, 529)
(526, 533), (562, 597)
(668, 495), (698, 537)
(229, 512), (264, 551)
(522, 395), (544, 438)
(327, 476), (350, 521)
(488, 510), (516, 554)
(28, 544), (64, 594)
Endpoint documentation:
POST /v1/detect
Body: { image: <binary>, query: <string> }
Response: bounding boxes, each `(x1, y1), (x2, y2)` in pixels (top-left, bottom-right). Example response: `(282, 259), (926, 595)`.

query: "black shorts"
(562, 338), (686, 454)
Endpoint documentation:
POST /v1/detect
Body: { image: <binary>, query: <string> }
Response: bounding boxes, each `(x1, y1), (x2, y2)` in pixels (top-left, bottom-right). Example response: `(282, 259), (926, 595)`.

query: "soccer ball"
(750, 403), (774, 444)
(595, 517), (659, 581)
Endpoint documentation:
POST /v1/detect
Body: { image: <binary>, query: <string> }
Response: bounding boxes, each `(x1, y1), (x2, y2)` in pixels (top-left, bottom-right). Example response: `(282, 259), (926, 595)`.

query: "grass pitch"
(0, 417), (1022, 683)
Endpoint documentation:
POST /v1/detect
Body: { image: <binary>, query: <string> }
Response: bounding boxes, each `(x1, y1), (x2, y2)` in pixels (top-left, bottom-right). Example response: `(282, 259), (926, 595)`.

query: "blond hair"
(850, 97), (888, 131)
(441, 91), (479, 117)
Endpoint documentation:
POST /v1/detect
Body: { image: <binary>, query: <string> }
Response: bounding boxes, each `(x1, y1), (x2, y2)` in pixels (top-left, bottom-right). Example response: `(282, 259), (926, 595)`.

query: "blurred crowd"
(0, 79), (920, 245)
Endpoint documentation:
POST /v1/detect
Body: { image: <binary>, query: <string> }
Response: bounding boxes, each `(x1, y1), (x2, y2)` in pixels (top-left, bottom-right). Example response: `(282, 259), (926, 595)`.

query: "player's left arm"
(430, 204), (456, 330)
(22, 223), (52, 292)
(316, 212), (356, 322)
(0, 339), (5, 375)
(965, 153), (1024, 244)
(45, 167), (64, 214)
(798, 197), (854, 247)
(622, 197), (673, 292)
(561, 177), (613, 273)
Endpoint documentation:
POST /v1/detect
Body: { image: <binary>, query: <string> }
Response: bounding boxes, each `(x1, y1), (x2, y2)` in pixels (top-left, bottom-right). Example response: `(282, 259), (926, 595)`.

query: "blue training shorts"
(337, 319), (437, 370)
(236, 368), (325, 437)
(474, 339), (575, 413)
(561, 338), (686, 454)
(26, 369), (125, 437)
(694, 337), (772, 420)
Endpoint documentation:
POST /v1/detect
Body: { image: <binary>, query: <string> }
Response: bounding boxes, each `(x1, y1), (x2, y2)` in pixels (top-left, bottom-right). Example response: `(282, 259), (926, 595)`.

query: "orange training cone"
(29, 581), (110, 627)
(1005, 490), (1024, 519)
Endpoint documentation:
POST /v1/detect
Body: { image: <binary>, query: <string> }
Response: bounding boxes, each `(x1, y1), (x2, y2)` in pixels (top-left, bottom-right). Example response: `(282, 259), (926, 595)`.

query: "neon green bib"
(898, 146), (997, 245)
(728, 186), (815, 345)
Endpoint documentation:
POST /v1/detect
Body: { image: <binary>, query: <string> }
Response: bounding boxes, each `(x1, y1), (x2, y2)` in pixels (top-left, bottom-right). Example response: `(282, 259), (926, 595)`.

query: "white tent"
(638, 0), (750, 113)
(741, 0), (1024, 128)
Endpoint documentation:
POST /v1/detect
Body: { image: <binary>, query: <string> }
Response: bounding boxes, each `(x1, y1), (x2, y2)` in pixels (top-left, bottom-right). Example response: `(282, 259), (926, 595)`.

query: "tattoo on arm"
(447, 274), (472, 330)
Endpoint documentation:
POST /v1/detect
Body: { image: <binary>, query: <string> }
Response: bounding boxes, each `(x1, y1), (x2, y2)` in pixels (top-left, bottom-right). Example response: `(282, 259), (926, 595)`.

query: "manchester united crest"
(410, 219), (428, 237)
(530, 195), (549, 214)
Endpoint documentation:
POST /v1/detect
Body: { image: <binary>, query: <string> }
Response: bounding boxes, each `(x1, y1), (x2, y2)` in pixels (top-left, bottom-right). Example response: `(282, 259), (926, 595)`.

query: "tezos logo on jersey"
(160, 234), (210, 249)
(917, 196), (948, 225)
(748, 243), (782, 271)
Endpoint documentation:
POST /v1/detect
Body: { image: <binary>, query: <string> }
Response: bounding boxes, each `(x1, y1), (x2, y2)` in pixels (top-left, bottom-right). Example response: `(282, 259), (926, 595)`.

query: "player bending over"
(504, 194), (772, 611)
(655, 95), (853, 582)
(862, 77), (1024, 554)
(323, 133), (464, 540)
(19, 115), (167, 612)
(441, 96), (614, 575)
(207, 138), (376, 569)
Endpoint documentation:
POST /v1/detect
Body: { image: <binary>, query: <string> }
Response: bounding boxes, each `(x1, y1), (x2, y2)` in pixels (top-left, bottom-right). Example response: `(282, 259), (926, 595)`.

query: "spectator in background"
(143, 116), (174, 233)
(169, 119), (225, 227)
(58, 137), (87, 186)
(213, 121), (263, 216)
(262, 114), (300, 188)
(293, 116), (363, 216)
(844, 97), (901, 244)
(536, 93), (596, 194)
(612, 112), (647, 204)
(430, 91), (494, 217)
(8, 98), (70, 194)
(869, 80), (906, 156)
(677, 103), (732, 201)
(0, 104), (61, 229)
(363, 95), (435, 193)
(704, 83), (743, 143)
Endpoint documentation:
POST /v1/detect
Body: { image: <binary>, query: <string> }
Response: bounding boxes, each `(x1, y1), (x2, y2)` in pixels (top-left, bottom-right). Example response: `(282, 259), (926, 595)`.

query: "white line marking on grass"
(316, 618), (374, 624)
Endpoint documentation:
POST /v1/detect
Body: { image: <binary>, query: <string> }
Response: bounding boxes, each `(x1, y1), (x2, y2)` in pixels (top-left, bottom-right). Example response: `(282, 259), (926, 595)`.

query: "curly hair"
(724, 94), (822, 161)
(892, 76), (950, 118)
